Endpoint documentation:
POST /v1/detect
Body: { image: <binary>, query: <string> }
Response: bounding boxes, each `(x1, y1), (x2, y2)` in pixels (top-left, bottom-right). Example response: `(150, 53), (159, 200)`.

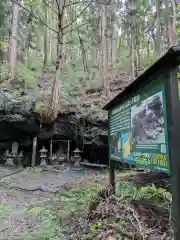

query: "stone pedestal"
(6, 158), (15, 167)
(40, 158), (47, 171)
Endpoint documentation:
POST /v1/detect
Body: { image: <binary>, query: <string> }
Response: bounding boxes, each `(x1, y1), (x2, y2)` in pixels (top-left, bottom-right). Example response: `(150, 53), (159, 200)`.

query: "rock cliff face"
(0, 69), (132, 166)
(0, 89), (108, 165)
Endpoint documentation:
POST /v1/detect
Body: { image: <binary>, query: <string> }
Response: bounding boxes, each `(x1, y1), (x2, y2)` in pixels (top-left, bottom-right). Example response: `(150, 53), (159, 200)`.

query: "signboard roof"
(103, 46), (180, 111)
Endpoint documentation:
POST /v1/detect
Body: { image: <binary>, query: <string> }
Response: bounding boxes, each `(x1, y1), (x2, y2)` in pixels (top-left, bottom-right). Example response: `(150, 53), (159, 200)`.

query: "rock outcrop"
(0, 86), (108, 165)
(0, 69), (133, 166)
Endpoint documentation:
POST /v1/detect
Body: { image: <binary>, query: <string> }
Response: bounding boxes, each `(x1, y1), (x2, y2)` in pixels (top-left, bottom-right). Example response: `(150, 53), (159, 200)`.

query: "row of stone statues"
(3, 142), (23, 167)
(3, 142), (49, 168)
(4, 149), (23, 166)
(2, 141), (82, 168)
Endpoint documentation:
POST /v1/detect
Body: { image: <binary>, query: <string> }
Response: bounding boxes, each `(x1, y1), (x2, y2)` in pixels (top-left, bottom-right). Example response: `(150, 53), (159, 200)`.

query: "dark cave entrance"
(82, 143), (109, 165)
(0, 119), (109, 166)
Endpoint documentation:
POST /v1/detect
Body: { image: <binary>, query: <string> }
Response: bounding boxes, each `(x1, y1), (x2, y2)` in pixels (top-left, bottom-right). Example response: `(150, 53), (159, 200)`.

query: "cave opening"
(0, 118), (109, 166)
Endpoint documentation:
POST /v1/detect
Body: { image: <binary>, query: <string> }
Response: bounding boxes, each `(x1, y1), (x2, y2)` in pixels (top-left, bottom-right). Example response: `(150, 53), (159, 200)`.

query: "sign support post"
(109, 162), (115, 192)
(165, 68), (180, 239)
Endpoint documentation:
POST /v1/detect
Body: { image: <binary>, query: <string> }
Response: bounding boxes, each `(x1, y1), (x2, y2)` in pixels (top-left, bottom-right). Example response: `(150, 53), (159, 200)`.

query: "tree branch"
(42, 0), (58, 15)
(62, 1), (92, 30)
(64, 0), (112, 8)
(55, 0), (61, 13)
(65, 0), (111, 7)
(63, 22), (88, 35)
(64, 0), (93, 7)
(96, 0), (112, 4)
(10, 0), (58, 33)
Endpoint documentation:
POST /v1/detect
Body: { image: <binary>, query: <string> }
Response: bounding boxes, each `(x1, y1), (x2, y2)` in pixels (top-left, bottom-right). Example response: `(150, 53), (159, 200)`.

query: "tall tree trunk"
(129, 0), (137, 79)
(48, 5), (52, 63)
(96, 3), (101, 71)
(0, 0), (5, 63)
(110, 2), (116, 69)
(155, 0), (161, 59)
(111, 29), (116, 67)
(100, 3), (108, 95)
(43, 1), (48, 69)
(47, 0), (65, 122)
(9, 0), (19, 83)
(164, 0), (171, 49)
(51, 5), (57, 64)
(170, 0), (177, 45)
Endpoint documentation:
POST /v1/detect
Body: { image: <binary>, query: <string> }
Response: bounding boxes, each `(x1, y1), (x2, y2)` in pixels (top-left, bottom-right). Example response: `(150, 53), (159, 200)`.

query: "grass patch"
(25, 205), (64, 240)
(24, 182), (104, 240)
(56, 183), (103, 219)
(0, 203), (10, 220)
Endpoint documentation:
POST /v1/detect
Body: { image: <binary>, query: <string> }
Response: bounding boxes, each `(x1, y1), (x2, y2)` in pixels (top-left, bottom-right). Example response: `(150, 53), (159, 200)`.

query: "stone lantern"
(73, 148), (81, 167)
(17, 151), (23, 166)
(4, 149), (14, 166)
(40, 146), (48, 170)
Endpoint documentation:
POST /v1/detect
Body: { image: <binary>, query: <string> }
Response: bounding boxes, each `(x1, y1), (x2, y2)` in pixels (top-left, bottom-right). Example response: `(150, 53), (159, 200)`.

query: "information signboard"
(103, 46), (180, 240)
(109, 78), (170, 173)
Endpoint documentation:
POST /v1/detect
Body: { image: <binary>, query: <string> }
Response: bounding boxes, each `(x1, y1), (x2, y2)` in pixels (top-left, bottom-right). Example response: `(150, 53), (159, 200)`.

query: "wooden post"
(32, 137), (37, 167)
(165, 67), (180, 240)
(109, 162), (115, 193)
(67, 140), (70, 163)
(50, 139), (52, 164)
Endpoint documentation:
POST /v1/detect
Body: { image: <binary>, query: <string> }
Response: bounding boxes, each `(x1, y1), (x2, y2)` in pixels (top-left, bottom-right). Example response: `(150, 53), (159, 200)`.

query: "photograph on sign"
(131, 91), (165, 145)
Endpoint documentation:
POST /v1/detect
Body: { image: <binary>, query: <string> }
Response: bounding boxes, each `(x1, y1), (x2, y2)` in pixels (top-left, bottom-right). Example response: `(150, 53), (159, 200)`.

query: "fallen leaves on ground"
(56, 178), (173, 240)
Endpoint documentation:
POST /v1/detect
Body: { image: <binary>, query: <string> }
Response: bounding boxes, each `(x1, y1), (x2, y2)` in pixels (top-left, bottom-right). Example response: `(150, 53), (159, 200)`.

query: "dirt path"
(0, 186), (55, 239)
(0, 166), (107, 240)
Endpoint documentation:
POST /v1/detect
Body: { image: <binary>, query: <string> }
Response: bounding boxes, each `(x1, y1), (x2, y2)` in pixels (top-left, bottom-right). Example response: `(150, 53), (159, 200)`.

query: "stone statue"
(12, 142), (19, 156)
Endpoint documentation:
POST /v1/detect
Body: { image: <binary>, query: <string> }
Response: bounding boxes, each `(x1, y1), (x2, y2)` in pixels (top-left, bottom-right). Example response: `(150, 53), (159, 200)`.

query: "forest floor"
(0, 166), (173, 240)
(0, 166), (108, 240)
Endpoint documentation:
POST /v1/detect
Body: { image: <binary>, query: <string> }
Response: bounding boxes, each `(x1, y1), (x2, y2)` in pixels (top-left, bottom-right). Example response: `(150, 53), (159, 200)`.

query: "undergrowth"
(60, 180), (172, 240)
(25, 206), (63, 240)
(116, 181), (172, 208)
(24, 183), (103, 240)
(24, 179), (172, 240)
(57, 183), (103, 219)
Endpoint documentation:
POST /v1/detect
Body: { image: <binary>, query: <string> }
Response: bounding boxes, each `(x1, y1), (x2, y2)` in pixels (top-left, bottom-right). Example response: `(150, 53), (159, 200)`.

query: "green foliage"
(25, 206), (62, 240)
(62, 61), (85, 94)
(116, 234), (122, 240)
(34, 101), (45, 115)
(26, 52), (44, 71)
(0, 63), (8, 82)
(0, 0), (178, 121)
(57, 183), (103, 218)
(116, 181), (172, 207)
(15, 62), (36, 87)
(0, 39), (9, 52)
(0, 203), (10, 220)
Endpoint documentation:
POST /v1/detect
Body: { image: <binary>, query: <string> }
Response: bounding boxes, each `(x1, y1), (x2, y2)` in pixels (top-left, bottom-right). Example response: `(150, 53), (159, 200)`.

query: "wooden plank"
(80, 162), (107, 168)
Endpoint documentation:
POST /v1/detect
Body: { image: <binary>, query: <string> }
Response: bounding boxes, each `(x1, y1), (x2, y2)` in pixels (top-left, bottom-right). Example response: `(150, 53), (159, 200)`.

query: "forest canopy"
(0, 0), (179, 121)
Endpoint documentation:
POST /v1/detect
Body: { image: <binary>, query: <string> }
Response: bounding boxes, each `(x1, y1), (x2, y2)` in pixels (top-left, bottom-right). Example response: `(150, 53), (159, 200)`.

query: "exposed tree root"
(64, 187), (171, 240)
